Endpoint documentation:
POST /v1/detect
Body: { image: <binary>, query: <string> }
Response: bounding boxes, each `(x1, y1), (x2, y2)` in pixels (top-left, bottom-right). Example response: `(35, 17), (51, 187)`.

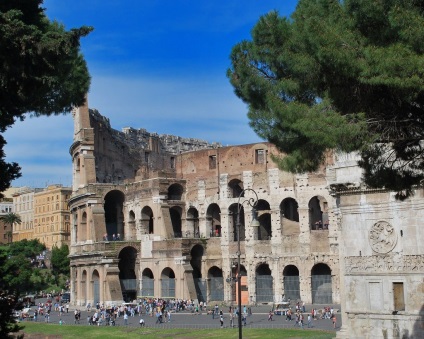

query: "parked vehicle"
(61, 292), (70, 304)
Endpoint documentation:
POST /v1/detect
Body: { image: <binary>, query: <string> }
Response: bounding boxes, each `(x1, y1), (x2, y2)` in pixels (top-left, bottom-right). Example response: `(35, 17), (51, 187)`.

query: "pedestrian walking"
(220, 314), (224, 328)
(124, 312), (128, 325)
(332, 315), (337, 328)
(268, 310), (273, 321)
(307, 314), (313, 328)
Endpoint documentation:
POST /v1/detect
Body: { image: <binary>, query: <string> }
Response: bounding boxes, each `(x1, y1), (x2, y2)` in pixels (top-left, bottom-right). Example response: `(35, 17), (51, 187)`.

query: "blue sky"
(4, 0), (298, 188)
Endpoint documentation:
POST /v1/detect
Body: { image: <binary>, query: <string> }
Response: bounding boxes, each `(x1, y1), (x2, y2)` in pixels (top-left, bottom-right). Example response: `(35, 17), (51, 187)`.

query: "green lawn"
(20, 322), (335, 339)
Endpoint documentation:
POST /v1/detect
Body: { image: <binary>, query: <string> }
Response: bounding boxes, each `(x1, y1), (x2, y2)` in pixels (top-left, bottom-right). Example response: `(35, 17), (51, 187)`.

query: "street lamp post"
(236, 188), (259, 339)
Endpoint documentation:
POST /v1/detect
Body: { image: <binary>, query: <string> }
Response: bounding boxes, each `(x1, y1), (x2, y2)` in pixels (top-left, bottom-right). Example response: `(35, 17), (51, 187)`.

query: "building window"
(145, 152), (150, 163)
(209, 155), (217, 169)
(255, 149), (265, 164)
(393, 282), (405, 311)
(170, 157), (175, 169)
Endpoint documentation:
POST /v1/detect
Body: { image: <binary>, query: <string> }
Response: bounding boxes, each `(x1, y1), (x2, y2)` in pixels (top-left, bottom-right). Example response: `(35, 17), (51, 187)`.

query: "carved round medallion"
(369, 221), (397, 254)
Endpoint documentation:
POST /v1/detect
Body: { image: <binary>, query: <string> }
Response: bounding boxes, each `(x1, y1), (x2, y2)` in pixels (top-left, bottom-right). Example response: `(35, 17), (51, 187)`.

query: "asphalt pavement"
(20, 299), (341, 333)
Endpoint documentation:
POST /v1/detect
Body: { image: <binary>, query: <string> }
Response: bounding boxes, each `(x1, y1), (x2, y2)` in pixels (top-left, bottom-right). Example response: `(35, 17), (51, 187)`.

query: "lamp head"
(250, 209), (260, 227)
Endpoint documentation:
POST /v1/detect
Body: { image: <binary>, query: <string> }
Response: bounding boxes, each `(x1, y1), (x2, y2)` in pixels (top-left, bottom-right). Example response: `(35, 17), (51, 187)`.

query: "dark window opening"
(209, 155), (217, 169)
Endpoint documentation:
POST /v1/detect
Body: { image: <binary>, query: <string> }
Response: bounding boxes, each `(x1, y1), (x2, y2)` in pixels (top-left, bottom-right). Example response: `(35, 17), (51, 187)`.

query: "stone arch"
(118, 246), (138, 302)
(168, 183), (183, 200)
(104, 190), (125, 240)
(229, 203), (245, 241)
(141, 206), (154, 234)
(80, 211), (87, 242)
(73, 212), (78, 243)
(161, 267), (176, 298)
(256, 200), (272, 240)
(128, 210), (136, 240)
(309, 196), (329, 230)
(141, 268), (154, 297)
(255, 263), (273, 303)
(186, 207), (199, 237)
(311, 263), (332, 304)
(283, 265), (300, 302)
(92, 270), (100, 304)
(228, 179), (243, 199)
(208, 266), (224, 301)
(191, 244), (205, 302)
(81, 269), (87, 305)
(280, 198), (300, 236)
(206, 203), (221, 238)
(170, 206), (182, 238)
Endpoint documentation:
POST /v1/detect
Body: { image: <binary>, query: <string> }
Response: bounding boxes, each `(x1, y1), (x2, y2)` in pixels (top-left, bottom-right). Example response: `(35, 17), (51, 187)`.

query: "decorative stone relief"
(368, 220), (397, 253)
(345, 254), (424, 274)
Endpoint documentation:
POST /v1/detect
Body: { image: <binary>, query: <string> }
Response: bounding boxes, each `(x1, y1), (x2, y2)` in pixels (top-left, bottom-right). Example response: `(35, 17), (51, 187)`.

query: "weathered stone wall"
(69, 105), (341, 307)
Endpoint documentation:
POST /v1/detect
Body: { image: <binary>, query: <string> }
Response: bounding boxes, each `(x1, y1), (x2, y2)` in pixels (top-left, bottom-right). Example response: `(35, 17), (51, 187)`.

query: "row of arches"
(73, 186), (330, 243)
(140, 263), (333, 304)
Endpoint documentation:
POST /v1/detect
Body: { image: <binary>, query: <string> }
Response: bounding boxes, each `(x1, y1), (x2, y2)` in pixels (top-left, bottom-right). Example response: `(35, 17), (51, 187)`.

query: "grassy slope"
(20, 322), (335, 339)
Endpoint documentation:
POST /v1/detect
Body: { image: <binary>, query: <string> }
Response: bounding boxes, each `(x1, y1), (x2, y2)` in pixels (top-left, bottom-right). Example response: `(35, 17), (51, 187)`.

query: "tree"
(0, 294), (23, 339)
(228, 0), (424, 199)
(50, 244), (70, 277)
(0, 213), (21, 243)
(0, 0), (92, 197)
(7, 239), (45, 259)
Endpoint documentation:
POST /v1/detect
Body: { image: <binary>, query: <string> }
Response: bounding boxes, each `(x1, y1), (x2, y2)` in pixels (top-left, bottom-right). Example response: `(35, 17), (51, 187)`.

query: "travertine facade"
(328, 153), (424, 339)
(69, 99), (340, 309)
(69, 99), (423, 338)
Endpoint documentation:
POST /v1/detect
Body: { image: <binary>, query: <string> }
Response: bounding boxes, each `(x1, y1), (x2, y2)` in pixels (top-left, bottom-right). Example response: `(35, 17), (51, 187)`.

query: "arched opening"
(280, 198), (299, 222)
(80, 211), (87, 242)
(206, 203), (221, 238)
(208, 266), (224, 301)
(256, 200), (272, 240)
(311, 263), (332, 304)
(228, 179), (243, 199)
(161, 268), (175, 298)
(73, 212), (78, 243)
(280, 198), (300, 236)
(81, 270), (87, 305)
(256, 263), (273, 303)
(191, 245), (205, 302)
(309, 196), (329, 230)
(283, 265), (300, 302)
(118, 246), (138, 302)
(141, 206), (154, 234)
(141, 268), (154, 297)
(168, 183), (183, 201)
(229, 203), (245, 241)
(104, 190), (125, 240)
(92, 270), (100, 304)
(170, 206), (182, 238)
(186, 207), (199, 238)
(128, 210), (136, 240)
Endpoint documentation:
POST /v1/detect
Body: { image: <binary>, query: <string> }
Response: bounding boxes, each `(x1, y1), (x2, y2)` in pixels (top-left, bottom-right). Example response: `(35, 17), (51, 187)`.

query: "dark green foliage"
(0, 0), (92, 197)
(51, 244), (70, 276)
(0, 294), (23, 339)
(228, 0), (424, 197)
(6, 239), (46, 259)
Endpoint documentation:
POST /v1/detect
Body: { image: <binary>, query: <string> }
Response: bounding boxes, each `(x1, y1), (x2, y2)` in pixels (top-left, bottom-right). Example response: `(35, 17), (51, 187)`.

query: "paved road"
(21, 300), (341, 333)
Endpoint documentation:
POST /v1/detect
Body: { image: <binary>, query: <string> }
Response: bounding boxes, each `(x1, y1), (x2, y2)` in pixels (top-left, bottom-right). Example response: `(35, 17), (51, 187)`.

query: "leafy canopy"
(0, 0), (92, 196)
(51, 244), (70, 276)
(228, 0), (424, 198)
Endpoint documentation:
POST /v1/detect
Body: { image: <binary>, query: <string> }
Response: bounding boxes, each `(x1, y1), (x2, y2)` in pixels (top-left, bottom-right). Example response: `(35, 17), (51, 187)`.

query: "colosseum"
(69, 99), (423, 338)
